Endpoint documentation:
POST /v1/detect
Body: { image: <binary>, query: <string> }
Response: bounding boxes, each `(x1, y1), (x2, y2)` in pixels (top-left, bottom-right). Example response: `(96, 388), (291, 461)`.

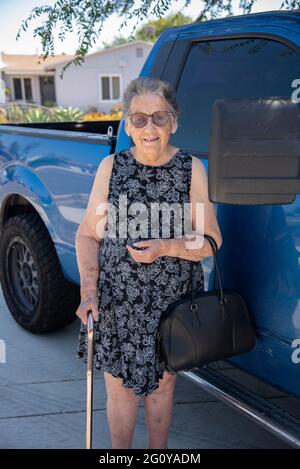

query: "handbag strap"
(206, 234), (218, 289)
(189, 234), (225, 308)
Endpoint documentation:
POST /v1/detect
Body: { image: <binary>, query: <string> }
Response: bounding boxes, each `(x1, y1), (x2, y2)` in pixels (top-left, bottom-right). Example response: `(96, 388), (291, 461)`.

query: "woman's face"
(125, 93), (178, 158)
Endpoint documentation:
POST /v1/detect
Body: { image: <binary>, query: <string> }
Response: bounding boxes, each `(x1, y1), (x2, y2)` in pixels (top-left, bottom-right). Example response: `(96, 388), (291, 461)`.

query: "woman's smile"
(143, 137), (160, 143)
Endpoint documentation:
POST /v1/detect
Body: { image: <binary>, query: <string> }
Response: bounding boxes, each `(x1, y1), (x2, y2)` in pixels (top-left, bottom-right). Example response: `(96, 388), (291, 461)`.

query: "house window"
(100, 75), (121, 100)
(101, 77), (110, 100)
(112, 77), (120, 99)
(13, 77), (33, 101)
(136, 47), (143, 58)
(24, 78), (33, 101)
(13, 78), (22, 100)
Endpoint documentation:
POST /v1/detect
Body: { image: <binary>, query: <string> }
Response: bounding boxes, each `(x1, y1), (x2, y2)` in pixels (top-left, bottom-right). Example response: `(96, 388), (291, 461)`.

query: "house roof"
(0, 53), (74, 75)
(44, 40), (153, 71)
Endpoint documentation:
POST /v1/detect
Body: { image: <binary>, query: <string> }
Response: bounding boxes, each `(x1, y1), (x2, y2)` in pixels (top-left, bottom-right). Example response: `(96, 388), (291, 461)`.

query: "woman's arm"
(160, 156), (222, 261)
(75, 154), (114, 298)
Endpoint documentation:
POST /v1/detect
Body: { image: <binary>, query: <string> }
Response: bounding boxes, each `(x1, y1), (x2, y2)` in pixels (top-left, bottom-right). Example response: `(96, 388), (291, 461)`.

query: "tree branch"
(16, 0), (300, 78)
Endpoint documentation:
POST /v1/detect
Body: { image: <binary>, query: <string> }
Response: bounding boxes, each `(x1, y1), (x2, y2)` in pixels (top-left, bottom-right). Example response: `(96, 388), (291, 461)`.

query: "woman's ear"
(124, 118), (131, 137)
(171, 115), (178, 134)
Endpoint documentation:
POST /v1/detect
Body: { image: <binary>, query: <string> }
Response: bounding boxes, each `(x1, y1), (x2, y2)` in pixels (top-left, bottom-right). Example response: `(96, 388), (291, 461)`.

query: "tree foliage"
(102, 35), (130, 49)
(16, 0), (300, 77)
(135, 12), (194, 42)
(102, 12), (194, 48)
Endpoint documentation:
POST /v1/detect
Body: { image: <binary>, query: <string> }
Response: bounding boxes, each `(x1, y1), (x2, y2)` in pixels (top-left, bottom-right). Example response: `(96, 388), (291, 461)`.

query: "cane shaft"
(86, 311), (94, 449)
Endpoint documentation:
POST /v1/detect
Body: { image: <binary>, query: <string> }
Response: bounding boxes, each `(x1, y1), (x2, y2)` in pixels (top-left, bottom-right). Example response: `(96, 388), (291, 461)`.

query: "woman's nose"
(144, 116), (157, 129)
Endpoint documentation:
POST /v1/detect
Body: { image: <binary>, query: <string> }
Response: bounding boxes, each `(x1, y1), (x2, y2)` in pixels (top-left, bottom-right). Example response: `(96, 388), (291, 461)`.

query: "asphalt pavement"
(0, 286), (298, 449)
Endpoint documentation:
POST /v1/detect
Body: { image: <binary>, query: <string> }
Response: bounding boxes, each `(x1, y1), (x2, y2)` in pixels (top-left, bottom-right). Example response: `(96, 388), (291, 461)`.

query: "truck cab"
(114, 10), (300, 401)
(0, 9), (299, 446)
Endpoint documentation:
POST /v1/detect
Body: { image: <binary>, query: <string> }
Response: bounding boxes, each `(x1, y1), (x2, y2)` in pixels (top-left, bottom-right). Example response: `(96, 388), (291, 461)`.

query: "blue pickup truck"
(0, 10), (300, 446)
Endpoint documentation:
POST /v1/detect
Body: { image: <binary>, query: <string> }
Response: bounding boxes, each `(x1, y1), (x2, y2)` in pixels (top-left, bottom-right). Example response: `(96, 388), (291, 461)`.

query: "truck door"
(156, 31), (300, 396)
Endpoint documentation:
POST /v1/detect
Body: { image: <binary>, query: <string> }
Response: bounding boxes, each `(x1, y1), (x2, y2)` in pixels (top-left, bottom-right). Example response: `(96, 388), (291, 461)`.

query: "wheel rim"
(6, 236), (40, 314)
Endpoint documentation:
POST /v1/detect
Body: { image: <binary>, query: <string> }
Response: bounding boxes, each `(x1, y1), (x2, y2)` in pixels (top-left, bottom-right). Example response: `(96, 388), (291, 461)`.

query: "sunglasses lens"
(131, 113), (148, 128)
(152, 111), (169, 126)
(130, 111), (171, 127)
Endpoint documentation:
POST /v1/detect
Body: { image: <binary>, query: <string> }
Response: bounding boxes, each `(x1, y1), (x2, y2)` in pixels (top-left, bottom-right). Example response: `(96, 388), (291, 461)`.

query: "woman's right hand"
(76, 291), (99, 325)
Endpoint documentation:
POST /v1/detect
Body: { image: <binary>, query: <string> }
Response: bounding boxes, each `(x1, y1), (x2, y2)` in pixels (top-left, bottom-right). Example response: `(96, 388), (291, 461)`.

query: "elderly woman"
(76, 76), (222, 449)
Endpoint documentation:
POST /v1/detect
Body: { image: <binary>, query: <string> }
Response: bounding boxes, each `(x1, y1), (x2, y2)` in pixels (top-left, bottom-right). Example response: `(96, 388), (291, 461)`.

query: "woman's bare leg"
(144, 371), (177, 449)
(103, 371), (142, 449)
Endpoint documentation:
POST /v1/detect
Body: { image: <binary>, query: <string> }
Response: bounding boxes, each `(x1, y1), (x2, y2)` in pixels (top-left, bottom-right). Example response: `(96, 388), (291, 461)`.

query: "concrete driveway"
(0, 287), (298, 449)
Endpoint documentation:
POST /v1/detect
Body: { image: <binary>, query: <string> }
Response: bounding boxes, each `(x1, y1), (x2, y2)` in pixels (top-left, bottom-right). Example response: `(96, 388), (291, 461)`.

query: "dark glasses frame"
(127, 111), (174, 128)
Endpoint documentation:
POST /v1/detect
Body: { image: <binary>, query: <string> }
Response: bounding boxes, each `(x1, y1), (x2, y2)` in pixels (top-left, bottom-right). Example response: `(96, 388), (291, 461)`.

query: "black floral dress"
(77, 147), (204, 397)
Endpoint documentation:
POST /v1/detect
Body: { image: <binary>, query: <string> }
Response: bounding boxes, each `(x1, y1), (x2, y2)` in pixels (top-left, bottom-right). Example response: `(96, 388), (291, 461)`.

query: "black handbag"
(156, 234), (257, 372)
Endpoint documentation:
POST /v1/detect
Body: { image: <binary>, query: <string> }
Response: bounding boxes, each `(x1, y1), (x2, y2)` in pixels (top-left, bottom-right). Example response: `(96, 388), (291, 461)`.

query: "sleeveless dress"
(77, 147), (205, 397)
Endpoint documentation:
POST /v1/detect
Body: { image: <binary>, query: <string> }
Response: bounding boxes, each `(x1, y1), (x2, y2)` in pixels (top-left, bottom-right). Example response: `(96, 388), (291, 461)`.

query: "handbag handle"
(206, 234), (219, 290)
(190, 234), (226, 308)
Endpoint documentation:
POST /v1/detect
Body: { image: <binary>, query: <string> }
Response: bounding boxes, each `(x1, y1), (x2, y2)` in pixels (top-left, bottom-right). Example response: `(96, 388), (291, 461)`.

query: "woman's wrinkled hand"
(76, 291), (99, 325)
(126, 239), (163, 264)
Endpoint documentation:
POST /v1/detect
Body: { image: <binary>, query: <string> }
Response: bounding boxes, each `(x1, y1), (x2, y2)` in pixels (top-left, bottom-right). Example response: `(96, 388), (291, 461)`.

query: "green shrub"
(24, 108), (51, 123)
(49, 106), (84, 122)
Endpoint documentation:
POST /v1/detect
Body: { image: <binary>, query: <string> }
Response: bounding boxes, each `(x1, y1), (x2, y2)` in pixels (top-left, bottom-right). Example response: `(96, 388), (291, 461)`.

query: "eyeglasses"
(128, 111), (173, 128)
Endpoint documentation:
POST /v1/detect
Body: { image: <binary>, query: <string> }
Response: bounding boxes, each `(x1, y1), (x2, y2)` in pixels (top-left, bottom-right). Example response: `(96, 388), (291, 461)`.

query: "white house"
(45, 41), (153, 113)
(0, 52), (73, 105)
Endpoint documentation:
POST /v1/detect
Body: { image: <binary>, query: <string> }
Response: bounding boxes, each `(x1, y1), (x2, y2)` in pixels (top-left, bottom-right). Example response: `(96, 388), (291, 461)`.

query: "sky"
(0, 0), (284, 55)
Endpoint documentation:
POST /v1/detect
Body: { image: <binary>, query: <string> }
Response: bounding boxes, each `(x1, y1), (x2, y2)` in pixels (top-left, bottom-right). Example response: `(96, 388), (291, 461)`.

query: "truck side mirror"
(208, 98), (300, 205)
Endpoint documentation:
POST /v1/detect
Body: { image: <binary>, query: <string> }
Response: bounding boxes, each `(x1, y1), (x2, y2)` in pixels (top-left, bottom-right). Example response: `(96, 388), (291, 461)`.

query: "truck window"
(171, 37), (300, 155)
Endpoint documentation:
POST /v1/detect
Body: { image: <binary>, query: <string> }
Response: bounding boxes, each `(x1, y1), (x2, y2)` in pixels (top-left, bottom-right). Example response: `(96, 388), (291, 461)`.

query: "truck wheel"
(0, 213), (80, 333)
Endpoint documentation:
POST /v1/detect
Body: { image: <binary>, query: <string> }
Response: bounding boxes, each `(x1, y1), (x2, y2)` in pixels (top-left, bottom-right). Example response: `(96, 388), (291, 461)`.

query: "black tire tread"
(0, 212), (80, 333)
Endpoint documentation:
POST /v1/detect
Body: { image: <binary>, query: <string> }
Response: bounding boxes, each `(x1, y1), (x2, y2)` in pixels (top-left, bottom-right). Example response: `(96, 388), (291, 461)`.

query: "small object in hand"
(128, 241), (146, 250)
(132, 244), (146, 250)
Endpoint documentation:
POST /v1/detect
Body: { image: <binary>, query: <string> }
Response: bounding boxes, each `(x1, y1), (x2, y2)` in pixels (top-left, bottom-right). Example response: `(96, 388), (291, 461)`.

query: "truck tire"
(0, 212), (80, 333)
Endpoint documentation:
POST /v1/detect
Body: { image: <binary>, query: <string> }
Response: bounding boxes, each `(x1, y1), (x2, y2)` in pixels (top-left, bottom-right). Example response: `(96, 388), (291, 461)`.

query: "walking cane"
(86, 310), (94, 449)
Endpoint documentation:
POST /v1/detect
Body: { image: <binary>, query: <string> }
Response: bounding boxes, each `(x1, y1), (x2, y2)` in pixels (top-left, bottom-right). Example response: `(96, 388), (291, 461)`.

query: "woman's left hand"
(126, 239), (163, 263)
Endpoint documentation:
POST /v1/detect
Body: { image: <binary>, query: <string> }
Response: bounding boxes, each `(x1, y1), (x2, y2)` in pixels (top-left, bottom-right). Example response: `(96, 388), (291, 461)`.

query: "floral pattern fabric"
(77, 147), (204, 396)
